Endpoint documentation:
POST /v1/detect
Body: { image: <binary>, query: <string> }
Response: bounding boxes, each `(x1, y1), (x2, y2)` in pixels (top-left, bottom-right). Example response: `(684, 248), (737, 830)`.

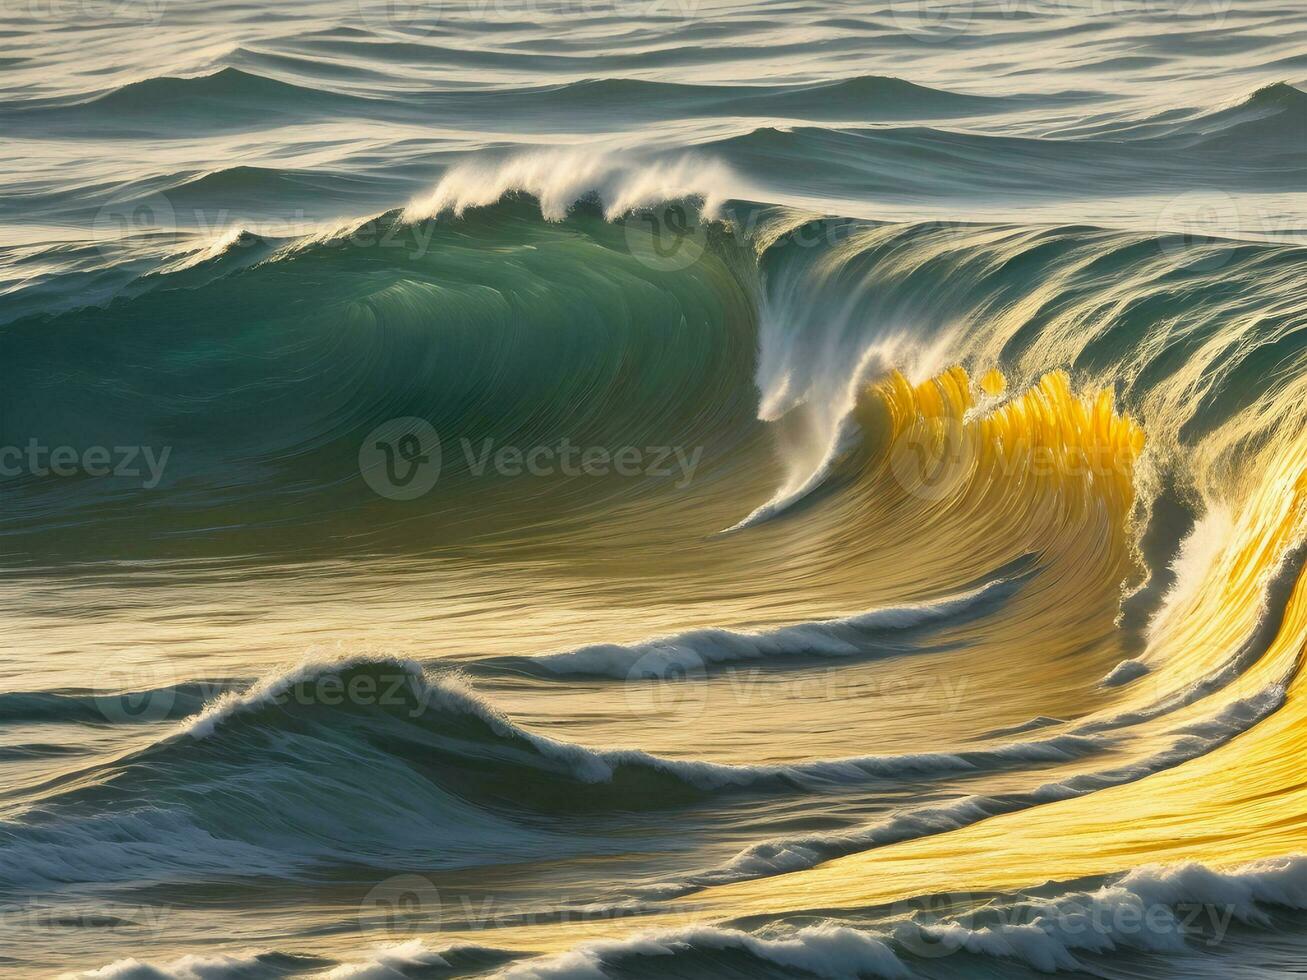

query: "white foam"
(494, 924), (908, 980)
(730, 341), (899, 530)
(1146, 505), (1235, 643)
(64, 951), (269, 979)
(531, 577), (1012, 677)
(403, 149), (742, 223)
(495, 856), (1307, 980)
(322, 939), (452, 979)
(1101, 658), (1151, 687)
(892, 853), (1307, 971)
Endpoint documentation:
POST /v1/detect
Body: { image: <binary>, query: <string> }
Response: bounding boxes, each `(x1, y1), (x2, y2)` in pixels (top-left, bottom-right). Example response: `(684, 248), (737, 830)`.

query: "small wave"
(1179, 82), (1307, 148)
(182, 656), (1102, 793)
(0, 68), (386, 139)
(64, 949), (332, 979)
(0, 655), (1127, 890)
(503, 855), (1307, 980)
(495, 924), (908, 980)
(884, 853), (1307, 972)
(521, 575), (1018, 678)
(657, 677), (1287, 892)
(493, 73), (1025, 122)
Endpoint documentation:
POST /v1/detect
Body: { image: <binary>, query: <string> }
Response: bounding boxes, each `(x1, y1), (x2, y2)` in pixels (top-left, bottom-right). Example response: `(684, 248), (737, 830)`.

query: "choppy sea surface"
(4, 0), (1307, 977)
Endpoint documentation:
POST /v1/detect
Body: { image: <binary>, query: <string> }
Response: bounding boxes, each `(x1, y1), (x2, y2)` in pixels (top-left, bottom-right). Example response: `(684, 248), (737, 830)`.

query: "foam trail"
(887, 854), (1307, 972)
(526, 576), (1016, 677)
(495, 924), (908, 980)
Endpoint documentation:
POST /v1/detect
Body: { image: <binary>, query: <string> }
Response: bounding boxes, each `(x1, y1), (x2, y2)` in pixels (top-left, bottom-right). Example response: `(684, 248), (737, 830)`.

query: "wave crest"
(404, 149), (744, 223)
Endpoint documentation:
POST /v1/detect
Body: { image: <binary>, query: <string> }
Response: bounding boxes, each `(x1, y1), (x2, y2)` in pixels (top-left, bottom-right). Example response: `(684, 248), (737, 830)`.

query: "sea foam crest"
(891, 854), (1307, 972)
(494, 924), (909, 980)
(529, 576), (1015, 677)
(403, 149), (743, 223)
(496, 856), (1307, 980)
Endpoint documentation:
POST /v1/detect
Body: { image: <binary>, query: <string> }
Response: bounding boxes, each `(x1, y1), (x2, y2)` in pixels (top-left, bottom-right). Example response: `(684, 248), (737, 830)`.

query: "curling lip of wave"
(524, 575), (1020, 677)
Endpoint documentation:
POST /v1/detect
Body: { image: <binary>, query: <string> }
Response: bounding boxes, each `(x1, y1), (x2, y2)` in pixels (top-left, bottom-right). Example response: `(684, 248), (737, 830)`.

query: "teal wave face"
(0, 201), (763, 559)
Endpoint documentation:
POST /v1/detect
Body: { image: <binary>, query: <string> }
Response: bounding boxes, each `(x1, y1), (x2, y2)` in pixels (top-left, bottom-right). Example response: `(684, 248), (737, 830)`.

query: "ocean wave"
(1163, 81), (1307, 148)
(702, 108), (1307, 202)
(0, 67), (384, 132)
(519, 574), (1020, 678)
(499, 855), (1307, 980)
(61, 856), (1307, 978)
(493, 924), (908, 980)
(22, 65), (970, 135)
(456, 73), (1040, 123)
(9, 173), (1302, 569)
(403, 149), (744, 223)
(180, 657), (1113, 792)
(881, 854), (1307, 973)
(63, 949), (332, 979)
(653, 675), (1290, 892)
(0, 655), (1123, 889)
(0, 193), (763, 558)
